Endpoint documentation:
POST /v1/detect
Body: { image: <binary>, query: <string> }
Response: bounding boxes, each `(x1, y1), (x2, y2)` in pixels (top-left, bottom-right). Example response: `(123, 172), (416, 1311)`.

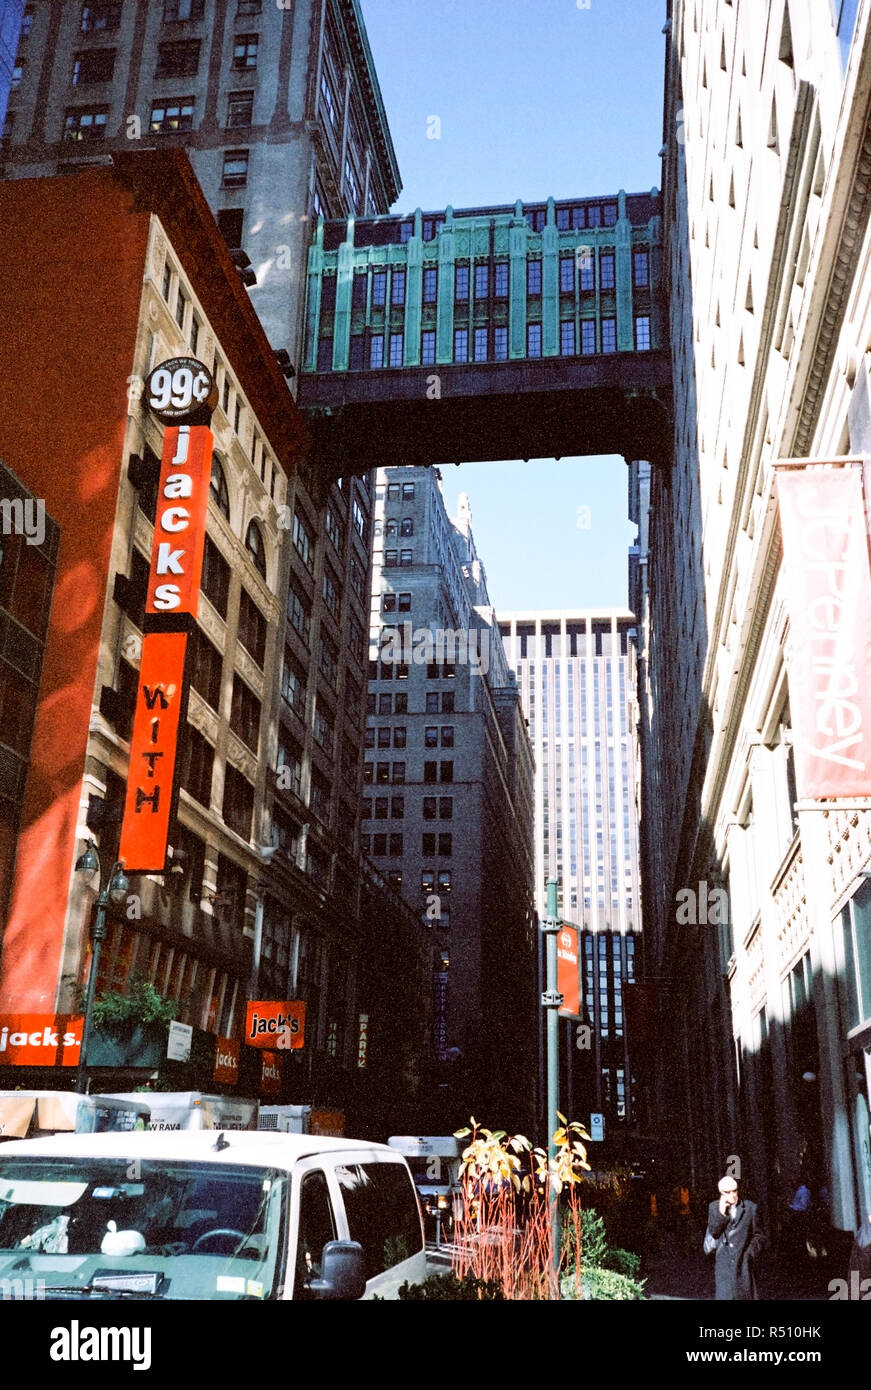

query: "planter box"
(86, 1021), (167, 1069)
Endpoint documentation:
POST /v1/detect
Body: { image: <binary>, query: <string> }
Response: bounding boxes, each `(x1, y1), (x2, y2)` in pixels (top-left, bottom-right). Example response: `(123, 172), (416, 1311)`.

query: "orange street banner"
(776, 464), (871, 797)
(261, 1051), (281, 1096)
(145, 424), (213, 619)
(0, 1013), (83, 1066)
(245, 1001), (306, 1050)
(118, 631), (188, 872)
(557, 925), (581, 1018)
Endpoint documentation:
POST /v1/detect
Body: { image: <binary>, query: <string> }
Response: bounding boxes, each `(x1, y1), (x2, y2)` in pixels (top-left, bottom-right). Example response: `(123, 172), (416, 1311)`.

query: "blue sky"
(360, 0), (665, 612)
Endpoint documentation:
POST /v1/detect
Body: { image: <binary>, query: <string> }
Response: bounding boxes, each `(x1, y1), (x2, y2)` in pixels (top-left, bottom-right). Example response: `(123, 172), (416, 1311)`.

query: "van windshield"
(0, 1156), (287, 1300)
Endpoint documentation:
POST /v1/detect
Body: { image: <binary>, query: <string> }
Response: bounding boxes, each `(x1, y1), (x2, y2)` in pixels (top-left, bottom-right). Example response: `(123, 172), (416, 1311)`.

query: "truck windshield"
(0, 1157), (287, 1300)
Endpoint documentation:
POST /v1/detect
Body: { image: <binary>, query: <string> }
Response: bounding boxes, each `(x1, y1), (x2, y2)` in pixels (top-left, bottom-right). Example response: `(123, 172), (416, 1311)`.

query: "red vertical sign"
(146, 424), (213, 619)
(777, 465), (871, 798)
(118, 632), (187, 872)
(557, 925), (581, 1018)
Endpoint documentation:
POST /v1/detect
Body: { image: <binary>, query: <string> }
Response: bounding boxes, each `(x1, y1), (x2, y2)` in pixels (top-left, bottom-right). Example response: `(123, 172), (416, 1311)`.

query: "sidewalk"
(643, 1230), (839, 1301)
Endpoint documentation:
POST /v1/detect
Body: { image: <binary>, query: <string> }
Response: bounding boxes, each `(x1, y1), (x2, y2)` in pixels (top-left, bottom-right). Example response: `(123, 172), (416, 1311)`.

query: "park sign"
(118, 359), (216, 873)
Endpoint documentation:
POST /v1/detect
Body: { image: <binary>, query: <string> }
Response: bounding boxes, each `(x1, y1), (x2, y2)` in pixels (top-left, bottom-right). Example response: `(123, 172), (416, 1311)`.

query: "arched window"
(400, 517), (414, 537)
(210, 457), (230, 520)
(245, 520), (267, 579)
(385, 519), (398, 538)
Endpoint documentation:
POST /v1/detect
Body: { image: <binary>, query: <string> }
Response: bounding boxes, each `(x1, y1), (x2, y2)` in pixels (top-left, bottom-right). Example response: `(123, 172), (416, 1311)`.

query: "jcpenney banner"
(776, 464), (871, 797)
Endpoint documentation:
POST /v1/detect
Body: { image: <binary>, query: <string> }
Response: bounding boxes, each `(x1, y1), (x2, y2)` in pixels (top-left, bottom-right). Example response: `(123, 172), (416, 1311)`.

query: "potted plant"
(83, 980), (177, 1068)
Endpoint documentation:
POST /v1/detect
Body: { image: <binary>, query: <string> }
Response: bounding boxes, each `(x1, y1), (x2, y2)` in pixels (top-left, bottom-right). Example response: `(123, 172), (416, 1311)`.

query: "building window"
(64, 107), (108, 141)
(402, 483), (415, 501)
(421, 330), (436, 365)
(440, 761), (453, 783)
(454, 329), (468, 363)
(150, 97), (195, 133)
(210, 456), (231, 520)
(344, 157), (360, 210)
(155, 40), (201, 77)
(281, 650), (306, 716)
(426, 692), (439, 714)
(178, 724), (214, 807)
(313, 706), (333, 754)
(292, 509), (314, 571)
(560, 321), (576, 356)
(369, 335), (384, 369)
(325, 503), (344, 553)
(72, 48), (116, 84)
(237, 0), (262, 12)
(454, 264), (469, 301)
(233, 33), (259, 68)
(223, 764), (254, 841)
(391, 269), (406, 306)
(230, 674), (261, 752)
(384, 549), (397, 568)
(494, 262), (509, 298)
(527, 260), (542, 295)
(559, 256), (575, 294)
(601, 318), (617, 353)
(319, 68), (338, 129)
(319, 632), (339, 688)
(371, 271), (387, 307)
(400, 518), (413, 537)
(227, 90), (254, 128)
(389, 332), (403, 367)
(222, 150), (249, 187)
(493, 326), (508, 361)
(80, 3), (122, 30)
(392, 761), (406, 783)
(474, 264), (489, 299)
(581, 320), (596, 355)
(439, 797), (453, 820)
(322, 566), (341, 619)
(527, 323), (542, 358)
(163, 0), (205, 18)
(425, 726), (438, 747)
(579, 256), (594, 292)
(237, 587), (266, 665)
(422, 267), (438, 303)
(244, 521), (266, 580)
(633, 250), (649, 287)
(287, 579), (310, 644)
(399, 549), (413, 567)
(474, 327), (488, 361)
(438, 834), (452, 856)
(201, 535), (230, 618)
(600, 253), (616, 290)
(317, 337), (333, 372)
(441, 727), (454, 747)
(189, 626), (223, 710)
(635, 316), (651, 351)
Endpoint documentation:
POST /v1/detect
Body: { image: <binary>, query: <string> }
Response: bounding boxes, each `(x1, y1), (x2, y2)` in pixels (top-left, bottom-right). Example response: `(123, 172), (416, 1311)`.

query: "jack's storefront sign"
(119, 360), (216, 873)
(776, 462), (871, 798)
(245, 1001), (306, 1050)
(0, 1014), (83, 1066)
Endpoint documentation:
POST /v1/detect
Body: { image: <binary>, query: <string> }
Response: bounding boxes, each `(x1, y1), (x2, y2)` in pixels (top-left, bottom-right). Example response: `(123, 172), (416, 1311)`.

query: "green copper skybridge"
(298, 192), (671, 484)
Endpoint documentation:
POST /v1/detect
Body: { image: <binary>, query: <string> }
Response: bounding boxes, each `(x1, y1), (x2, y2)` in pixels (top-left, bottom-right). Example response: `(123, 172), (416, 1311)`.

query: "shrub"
(87, 980), (177, 1028)
(397, 1272), (505, 1300)
(561, 1265), (646, 1301)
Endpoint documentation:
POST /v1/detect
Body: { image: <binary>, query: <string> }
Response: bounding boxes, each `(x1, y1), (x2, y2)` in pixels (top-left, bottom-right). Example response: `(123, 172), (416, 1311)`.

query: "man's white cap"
(718, 1176), (738, 1193)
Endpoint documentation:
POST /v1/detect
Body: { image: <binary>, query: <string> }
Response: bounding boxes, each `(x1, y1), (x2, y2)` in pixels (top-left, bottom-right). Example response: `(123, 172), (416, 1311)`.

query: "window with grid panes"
(277, 733), (303, 797)
(454, 264), (469, 301)
(314, 706), (333, 753)
(421, 330), (435, 365)
(189, 626), (223, 709)
(281, 650), (306, 716)
(391, 796), (404, 819)
(233, 34), (258, 68)
(155, 41), (200, 77)
(560, 257), (574, 293)
(287, 579), (310, 644)
(230, 675), (261, 751)
(223, 764), (254, 840)
(423, 267), (437, 302)
(73, 48), (116, 83)
(601, 318), (617, 353)
(600, 253), (615, 290)
(493, 326), (508, 360)
(560, 321), (575, 356)
(177, 724), (214, 806)
(237, 588), (266, 665)
(393, 727), (406, 748)
(64, 106), (108, 140)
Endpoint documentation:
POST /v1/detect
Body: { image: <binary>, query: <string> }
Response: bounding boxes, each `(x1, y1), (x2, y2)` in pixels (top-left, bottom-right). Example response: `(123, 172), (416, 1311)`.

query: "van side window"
(293, 1170), (336, 1299)
(334, 1163), (422, 1280)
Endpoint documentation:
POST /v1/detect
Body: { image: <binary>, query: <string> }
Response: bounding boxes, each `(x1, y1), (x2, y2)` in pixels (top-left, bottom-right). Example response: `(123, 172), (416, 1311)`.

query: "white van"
(0, 1129), (426, 1300)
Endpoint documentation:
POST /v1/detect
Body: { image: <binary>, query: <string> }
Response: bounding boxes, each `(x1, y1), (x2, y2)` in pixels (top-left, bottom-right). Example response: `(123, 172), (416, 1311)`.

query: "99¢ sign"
(145, 357), (218, 424)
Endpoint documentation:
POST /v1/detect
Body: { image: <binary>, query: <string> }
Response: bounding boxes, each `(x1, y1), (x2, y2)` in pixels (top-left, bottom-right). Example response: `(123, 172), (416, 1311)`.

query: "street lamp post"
(541, 876), (562, 1299)
(74, 839), (129, 1094)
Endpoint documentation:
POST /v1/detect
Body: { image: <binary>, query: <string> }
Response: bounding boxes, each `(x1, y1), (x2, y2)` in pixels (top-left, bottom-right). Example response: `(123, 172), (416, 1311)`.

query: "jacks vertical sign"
(776, 462), (871, 798)
(118, 359), (218, 872)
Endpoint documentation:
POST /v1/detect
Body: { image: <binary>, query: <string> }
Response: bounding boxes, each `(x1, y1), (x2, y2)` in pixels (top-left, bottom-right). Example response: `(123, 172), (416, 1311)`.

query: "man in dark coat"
(706, 1176), (766, 1300)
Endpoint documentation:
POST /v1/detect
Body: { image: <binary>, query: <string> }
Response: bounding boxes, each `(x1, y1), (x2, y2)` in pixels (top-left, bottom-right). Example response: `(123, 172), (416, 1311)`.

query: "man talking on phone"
(705, 1176), (766, 1300)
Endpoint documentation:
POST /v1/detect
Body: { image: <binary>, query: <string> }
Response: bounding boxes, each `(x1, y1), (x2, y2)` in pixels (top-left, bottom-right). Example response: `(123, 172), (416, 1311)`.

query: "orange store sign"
(245, 1001), (306, 1050)
(0, 1014), (83, 1066)
(145, 424), (213, 619)
(118, 631), (188, 873)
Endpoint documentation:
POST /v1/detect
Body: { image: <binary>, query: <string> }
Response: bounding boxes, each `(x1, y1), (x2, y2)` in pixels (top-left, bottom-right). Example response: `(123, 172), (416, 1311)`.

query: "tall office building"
(366, 469), (536, 1133)
(0, 0), (25, 130)
(499, 611), (643, 1136)
(0, 4), (439, 1128)
(648, 0), (871, 1233)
